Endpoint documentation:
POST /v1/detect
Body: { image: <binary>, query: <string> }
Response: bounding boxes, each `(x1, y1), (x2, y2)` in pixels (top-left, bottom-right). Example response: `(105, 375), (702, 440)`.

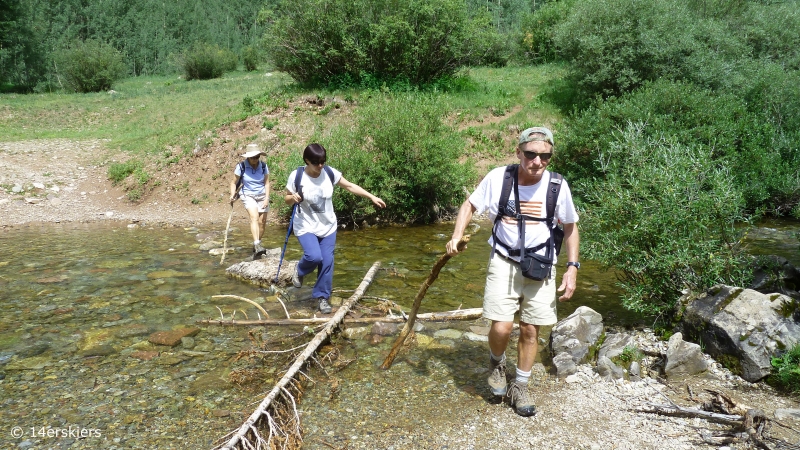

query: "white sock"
(516, 367), (531, 385)
(490, 351), (505, 362)
(254, 240), (261, 246)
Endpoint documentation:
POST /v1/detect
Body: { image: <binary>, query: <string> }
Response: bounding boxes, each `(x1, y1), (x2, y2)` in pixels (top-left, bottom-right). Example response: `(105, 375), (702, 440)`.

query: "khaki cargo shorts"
(482, 253), (557, 325)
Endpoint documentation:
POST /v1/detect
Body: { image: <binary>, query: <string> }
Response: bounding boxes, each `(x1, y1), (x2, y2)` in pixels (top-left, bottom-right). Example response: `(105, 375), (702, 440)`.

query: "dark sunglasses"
(522, 151), (552, 161)
(308, 159), (326, 166)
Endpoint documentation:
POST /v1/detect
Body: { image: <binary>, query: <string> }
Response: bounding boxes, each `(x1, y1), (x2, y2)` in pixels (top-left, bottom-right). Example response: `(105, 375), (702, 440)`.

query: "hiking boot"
(506, 381), (537, 417)
(488, 356), (508, 397)
(252, 243), (266, 259)
(317, 298), (332, 314)
(291, 265), (303, 288)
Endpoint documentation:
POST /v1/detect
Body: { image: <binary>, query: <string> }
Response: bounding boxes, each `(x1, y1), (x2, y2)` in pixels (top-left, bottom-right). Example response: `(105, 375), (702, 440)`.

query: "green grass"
(0, 65), (564, 182)
(0, 70), (293, 158)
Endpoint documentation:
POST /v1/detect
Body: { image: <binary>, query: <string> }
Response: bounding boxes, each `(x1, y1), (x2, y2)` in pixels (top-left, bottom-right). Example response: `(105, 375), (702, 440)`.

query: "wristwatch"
(566, 261), (581, 269)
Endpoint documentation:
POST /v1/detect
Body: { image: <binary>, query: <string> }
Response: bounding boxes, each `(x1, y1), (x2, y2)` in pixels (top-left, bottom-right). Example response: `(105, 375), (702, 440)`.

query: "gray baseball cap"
(519, 127), (554, 146)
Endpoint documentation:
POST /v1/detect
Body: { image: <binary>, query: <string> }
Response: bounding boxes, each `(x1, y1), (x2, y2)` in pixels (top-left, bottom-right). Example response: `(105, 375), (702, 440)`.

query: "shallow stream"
(0, 219), (797, 449)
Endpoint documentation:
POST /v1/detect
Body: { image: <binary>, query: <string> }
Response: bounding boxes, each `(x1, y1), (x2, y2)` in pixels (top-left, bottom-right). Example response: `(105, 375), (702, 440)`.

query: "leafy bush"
(241, 45), (260, 72)
(262, 0), (501, 86)
(557, 76), (800, 216)
(516, 0), (576, 63)
(312, 94), (476, 223)
(579, 123), (752, 315)
(552, 0), (747, 99)
(182, 43), (238, 81)
(769, 344), (800, 394)
(732, 2), (800, 70)
(55, 39), (126, 93)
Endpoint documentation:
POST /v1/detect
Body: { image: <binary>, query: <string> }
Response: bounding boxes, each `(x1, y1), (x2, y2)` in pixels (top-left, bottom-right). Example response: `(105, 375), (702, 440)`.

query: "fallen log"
(216, 261), (381, 450)
(381, 236), (469, 370)
(641, 403), (744, 425)
(198, 307), (483, 326)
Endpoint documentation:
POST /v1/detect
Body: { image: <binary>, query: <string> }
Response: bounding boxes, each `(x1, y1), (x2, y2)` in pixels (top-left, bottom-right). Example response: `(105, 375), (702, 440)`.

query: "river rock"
(226, 251), (296, 287)
(79, 344), (117, 357)
(680, 285), (800, 381)
(342, 326), (369, 340)
(596, 355), (625, 381)
(664, 332), (708, 377)
(434, 329), (463, 340)
(550, 306), (604, 366)
(199, 240), (222, 251)
(148, 327), (200, 346)
(552, 352), (578, 378)
(597, 332), (633, 360)
(463, 332), (489, 342)
(371, 322), (399, 336)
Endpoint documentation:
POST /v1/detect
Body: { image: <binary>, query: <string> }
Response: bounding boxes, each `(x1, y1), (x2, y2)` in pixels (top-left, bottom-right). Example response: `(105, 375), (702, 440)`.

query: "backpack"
(234, 160), (267, 199)
(292, 165), (335, 201)
(491, 164), (564, 280)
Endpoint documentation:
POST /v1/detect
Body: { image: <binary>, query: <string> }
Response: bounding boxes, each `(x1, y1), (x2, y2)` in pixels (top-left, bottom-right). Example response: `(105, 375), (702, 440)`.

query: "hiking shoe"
(488, 356), (508, 397)
(317, 298), (332, 314)
(292, 265), (303, 288)
(506, 381), (537, 417)
(252, 243), (266, 259)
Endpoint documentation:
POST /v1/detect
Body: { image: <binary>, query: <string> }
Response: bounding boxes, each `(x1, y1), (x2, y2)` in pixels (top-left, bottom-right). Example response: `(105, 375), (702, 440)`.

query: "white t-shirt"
(234, 161), (269, 197)
(469, 167), (579, 263)
(286, 166), (342, 238)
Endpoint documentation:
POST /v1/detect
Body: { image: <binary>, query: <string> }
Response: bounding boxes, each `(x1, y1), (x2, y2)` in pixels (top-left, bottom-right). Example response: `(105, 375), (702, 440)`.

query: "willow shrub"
(552, 0), (746, 99)
(55, 39), (126, 93)
(182, 43), (237, 81)
(261, 0), (499, 87)
(318, 95), (476, 224)
(579, 123), (752, 316)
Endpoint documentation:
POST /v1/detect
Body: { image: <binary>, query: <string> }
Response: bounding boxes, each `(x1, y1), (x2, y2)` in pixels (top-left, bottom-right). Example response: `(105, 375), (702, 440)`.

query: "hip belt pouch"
(520, 249), (552, 281)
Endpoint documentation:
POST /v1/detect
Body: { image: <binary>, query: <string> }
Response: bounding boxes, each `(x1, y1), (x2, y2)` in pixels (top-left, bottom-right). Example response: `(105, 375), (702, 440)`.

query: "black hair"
(303, 143), (327, 164)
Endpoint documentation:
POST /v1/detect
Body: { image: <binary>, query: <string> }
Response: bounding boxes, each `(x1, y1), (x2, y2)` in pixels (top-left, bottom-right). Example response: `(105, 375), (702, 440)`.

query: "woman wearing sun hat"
(230, 143), (271, 256)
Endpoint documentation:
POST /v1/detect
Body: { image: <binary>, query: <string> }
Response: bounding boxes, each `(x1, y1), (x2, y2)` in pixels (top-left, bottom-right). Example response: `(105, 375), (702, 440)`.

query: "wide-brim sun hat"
(241, 143), (266, 158)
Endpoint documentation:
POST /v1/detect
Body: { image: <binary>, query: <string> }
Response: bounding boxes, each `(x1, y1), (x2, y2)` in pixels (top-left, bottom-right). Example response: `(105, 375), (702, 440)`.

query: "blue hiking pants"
(295, 231), (337, 300)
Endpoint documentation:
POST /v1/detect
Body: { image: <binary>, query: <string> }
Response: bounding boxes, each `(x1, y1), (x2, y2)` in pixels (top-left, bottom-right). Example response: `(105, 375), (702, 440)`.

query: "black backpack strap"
(491, 164), (518, 257)
(323, 165), (335, 185)
(293, 166), (305, 201)
(234, 161), (246, 195)
(546, 172), (563, 223)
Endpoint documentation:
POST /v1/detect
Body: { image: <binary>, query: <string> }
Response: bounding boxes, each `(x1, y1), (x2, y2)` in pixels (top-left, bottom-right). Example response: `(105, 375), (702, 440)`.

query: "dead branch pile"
(641, 388), (800, 449)
(215, 261), (381, 450)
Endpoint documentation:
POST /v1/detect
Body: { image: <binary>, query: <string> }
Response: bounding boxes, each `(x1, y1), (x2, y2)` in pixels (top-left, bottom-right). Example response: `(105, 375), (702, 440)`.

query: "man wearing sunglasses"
(446, 126), (580, 417)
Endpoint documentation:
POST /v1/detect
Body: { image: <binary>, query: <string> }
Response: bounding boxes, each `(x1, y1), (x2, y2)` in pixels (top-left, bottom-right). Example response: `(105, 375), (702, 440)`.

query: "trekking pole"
(273, 204), (297, 284)
(380, 235), (470, 370)
(220, 202), (235, 265)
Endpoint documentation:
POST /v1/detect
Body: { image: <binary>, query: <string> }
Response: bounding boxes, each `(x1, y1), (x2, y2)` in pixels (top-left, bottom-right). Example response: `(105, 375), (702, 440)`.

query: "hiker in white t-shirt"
(446, 127), (581, 417)
(230, 143), (271, 256)
(284, 143), (386, 314)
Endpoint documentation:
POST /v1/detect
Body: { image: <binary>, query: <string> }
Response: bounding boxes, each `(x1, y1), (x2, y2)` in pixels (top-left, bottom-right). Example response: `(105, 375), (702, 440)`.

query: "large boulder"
(681, 285), (800, 382)
(549, 306), (604, 378)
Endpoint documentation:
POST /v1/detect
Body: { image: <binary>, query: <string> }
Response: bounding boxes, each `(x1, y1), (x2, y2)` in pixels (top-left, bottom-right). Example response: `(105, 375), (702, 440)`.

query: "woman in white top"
(284, 143), (385, 313)
(230, 143), (271, 256)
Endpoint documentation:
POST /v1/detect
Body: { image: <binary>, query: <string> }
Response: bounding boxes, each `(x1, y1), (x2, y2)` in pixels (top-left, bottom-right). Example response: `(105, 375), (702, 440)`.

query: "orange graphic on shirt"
(500, 200), (545, 226)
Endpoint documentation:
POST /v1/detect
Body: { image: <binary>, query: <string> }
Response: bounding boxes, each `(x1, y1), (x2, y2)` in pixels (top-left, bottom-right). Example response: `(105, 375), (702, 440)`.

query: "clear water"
(0, 219), (796, 449)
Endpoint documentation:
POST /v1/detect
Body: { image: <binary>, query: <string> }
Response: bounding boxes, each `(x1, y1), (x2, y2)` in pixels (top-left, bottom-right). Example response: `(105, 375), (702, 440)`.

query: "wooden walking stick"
(220, 203), (235, 264)
(380, 236), (470, 369)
